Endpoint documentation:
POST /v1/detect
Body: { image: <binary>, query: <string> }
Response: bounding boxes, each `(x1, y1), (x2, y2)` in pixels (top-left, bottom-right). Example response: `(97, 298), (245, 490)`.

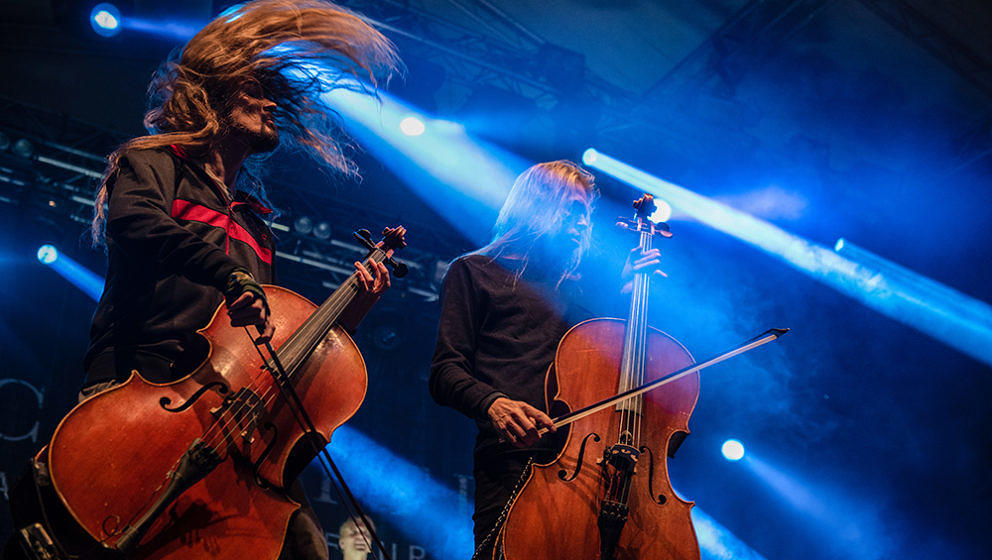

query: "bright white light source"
(37, 245), (58, 265)
(582, 148), (598, 165)
(399, 116), (425, 136)
(722, 439), (745, 461)
(649, 198), (672, 223)
(91, 4), (121, 37)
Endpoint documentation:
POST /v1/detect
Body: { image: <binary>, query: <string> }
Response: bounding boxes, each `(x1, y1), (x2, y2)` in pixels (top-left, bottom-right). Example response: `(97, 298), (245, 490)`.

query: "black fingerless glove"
(223, 267), (267, 307)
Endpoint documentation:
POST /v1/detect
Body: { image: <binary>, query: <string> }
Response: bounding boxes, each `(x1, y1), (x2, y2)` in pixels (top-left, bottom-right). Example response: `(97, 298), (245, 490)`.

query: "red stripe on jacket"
(171, 199), (273, 264)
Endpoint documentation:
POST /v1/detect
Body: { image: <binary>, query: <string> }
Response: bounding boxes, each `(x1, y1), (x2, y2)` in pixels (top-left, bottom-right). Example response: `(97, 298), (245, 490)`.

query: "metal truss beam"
(581, 0), (835, 166)
(340, 0), (642, 141)
(0, 97), (451, 300)
(641, 0), (835, 101)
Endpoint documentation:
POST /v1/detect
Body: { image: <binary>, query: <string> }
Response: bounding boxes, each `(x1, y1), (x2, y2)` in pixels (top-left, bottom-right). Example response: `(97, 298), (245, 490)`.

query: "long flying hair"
(91, 0), (400, 245)
(478, 160), (597, 284)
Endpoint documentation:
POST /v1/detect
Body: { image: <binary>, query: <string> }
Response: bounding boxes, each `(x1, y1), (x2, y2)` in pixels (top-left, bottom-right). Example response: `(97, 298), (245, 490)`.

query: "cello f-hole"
(638, 445), (667, 506)
(159, 381), (230, 412)
(557, 432), (600, 482)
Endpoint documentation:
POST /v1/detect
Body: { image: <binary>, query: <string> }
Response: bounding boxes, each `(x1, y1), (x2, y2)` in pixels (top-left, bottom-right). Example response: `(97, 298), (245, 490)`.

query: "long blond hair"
(479, 160), (597, 281)
(91, 0), (399, 245)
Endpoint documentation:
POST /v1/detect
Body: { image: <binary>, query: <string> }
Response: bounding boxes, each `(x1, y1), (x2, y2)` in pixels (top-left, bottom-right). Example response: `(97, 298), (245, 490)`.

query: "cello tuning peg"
(352, 229), (376, 253)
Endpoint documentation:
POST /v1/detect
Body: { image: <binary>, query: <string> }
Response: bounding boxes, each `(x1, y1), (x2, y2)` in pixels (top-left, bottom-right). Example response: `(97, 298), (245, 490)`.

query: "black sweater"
(85, 147), (275, 384)
(429, 254), (591, 453)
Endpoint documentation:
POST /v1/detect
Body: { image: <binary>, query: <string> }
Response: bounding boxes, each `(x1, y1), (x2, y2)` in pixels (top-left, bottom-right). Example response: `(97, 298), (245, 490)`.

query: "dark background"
(1, 1), (991, 559)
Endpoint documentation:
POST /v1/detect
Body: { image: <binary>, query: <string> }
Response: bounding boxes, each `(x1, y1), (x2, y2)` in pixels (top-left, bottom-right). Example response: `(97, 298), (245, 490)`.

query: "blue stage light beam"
(835, 238), (992, 330)
(329, 426), (767, 560)
(90, 3), (121, 37)
(742, 454), (892, 558)
(36, 245), (104, 301)
(124, 18), (202, 42)
(325, 425), (474, 560)
(85, 16), (523, 242)
(583, 148), (992, 367)
(692, 508), (768, 560)
(328, 426), (765, 560)
(321, 87), (529, 245)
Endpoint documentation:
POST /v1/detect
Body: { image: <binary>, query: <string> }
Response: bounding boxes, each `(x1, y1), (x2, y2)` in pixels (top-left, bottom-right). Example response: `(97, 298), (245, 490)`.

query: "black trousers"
(472, 452), (535, 560)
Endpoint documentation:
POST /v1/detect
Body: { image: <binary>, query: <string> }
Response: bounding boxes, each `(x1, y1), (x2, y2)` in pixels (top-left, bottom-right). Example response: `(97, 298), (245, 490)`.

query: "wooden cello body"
(499, 196), (701, 560)
(46, 287), (363, 559)
(36, 229), (404, 560)
(499, 320), (699, 560)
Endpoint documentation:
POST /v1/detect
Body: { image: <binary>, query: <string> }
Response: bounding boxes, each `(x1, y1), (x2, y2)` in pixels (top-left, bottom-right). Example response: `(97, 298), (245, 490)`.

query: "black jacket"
(85, 147), (275, 384)
(429, 254), (589, 455)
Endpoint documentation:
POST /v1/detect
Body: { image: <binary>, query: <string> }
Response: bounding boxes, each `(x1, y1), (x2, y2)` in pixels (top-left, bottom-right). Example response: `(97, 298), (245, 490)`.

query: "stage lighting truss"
(341, 0), (640, 136)
(0, 107), (456, 302)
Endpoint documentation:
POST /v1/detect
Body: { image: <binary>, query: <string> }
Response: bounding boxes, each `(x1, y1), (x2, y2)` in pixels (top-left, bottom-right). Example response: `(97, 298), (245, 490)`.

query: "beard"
(533, 231), (584, 274)
(230, 121), (280, 154)
(247, 126), (280, 154)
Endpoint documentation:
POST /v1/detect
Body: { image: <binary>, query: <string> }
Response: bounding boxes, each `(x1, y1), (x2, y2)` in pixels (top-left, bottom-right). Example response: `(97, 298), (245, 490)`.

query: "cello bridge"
(213, 388), (267, 448)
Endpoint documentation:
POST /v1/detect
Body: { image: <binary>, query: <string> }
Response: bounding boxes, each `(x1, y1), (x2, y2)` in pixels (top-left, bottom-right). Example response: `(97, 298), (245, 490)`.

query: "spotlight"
(293, 215), (314, 235)
(581, 148), (598, 165)
(37, 245), (58, 265)
(722, 439), (745, 461)
(35, 245), (105, 300)
(649, 198), (672, 223)
(12, 138), (34, 159)
(834, 237), (845, 252)
(585, 147), (992, 367)
(313, 221), (331, 240)
(399, 116), (425, 136)
(90, 3), (122, 37)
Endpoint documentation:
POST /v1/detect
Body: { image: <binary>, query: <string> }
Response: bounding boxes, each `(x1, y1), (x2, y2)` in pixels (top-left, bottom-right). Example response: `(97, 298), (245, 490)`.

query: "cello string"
(636, 263), (647, 448)
(627, 254), (647, 505)
(614, 228), (648, 507)
(619, 246), (638, 445)
(198, 249), (386, 454)
(222, 246), (387, 435)
(632, 231), (648, 450)
(206, 246), (394, 455)
(197, 268), (363, 452)
(623, 228), (649, 445)
(627, 266), (641, 444)
(263, 239), (391, 379)
(246, 326), (397, 560)
(246, 253), (378, 404)
(635, 229), (653, 449)
(618, 229), (648, 508)
(635, 281), (646, 505)
(111, 249), (393, 544)
(199, 273), (359, 453)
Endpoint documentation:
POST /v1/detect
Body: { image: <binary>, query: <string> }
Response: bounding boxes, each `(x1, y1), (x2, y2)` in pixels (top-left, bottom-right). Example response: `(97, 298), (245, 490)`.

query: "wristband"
(223, 267), (267, 308)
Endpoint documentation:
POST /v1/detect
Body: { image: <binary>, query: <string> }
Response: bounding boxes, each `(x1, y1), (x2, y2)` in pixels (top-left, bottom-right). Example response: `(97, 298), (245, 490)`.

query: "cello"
(498, 195), (701, 560)
(25, 227), (407, 560)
